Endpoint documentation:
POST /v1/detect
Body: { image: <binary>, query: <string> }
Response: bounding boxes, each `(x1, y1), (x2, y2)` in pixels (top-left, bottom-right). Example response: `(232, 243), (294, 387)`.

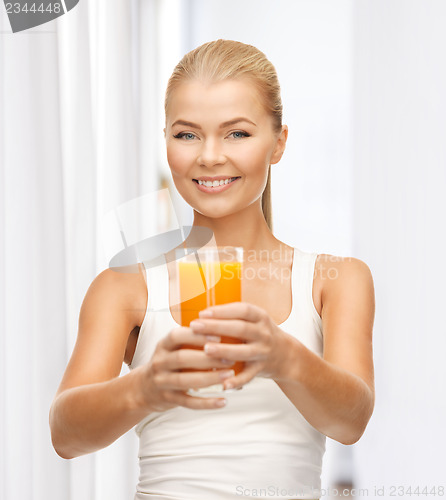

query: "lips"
(193, 176), (241, 193)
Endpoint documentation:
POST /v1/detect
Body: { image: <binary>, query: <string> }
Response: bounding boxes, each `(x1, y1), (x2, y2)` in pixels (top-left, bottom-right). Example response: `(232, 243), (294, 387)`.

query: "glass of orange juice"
(174, 246), (244, 395)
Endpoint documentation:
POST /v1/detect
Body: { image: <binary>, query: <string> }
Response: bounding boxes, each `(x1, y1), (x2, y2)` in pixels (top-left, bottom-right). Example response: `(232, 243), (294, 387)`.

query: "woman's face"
(165, 78), (287, 221)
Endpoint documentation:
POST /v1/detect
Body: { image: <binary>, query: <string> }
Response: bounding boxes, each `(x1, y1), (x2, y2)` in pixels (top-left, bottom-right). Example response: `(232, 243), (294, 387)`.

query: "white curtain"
(0, 1), (184, 498)
(1, 6), (69, 498)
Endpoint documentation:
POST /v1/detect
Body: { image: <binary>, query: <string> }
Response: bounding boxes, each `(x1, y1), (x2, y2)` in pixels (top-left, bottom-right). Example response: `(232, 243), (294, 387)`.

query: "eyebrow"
(171, 117), (257, 129)
(222, 117), (257, 128)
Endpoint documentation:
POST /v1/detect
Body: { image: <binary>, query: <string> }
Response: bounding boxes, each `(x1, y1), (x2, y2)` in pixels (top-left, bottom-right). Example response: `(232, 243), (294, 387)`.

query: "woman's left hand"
(189, 302), (292, 390)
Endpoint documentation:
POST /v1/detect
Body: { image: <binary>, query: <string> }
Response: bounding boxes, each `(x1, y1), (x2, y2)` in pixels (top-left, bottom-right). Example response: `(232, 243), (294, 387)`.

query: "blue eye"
(229, 131), (250, 139)
(173, 132), (196, 140)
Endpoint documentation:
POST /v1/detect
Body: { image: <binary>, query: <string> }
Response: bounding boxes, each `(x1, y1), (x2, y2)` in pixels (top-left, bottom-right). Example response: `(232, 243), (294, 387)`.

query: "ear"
(163, 127), (166, 138)
(270, 125), (288, 165)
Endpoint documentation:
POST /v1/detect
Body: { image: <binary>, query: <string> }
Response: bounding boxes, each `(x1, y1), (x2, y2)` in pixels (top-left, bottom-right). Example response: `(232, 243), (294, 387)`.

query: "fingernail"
(204, 344), (217, 354)
(224, 381), (234, 390)
(220, 358), (234, 365)
(215, 399), (227, 407)
(190, 320), (204, 331)
(206, 335), (221, 342)
(219, 369), (235, 380)
(199, 309), (213, 318)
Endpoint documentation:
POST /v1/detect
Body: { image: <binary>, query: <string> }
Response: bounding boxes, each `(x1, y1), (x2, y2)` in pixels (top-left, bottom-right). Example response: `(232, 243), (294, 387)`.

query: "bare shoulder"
(315, 253), (374, 276)
(315, 254), (374, 296)
(55, 265), (147, 394)
(312, 254), (374, 318)
(83, 266), (148, 327)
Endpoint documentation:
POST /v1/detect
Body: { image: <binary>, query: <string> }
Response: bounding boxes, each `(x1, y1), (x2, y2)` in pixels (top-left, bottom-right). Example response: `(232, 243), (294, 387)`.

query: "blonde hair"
(165, 39), (284, 231)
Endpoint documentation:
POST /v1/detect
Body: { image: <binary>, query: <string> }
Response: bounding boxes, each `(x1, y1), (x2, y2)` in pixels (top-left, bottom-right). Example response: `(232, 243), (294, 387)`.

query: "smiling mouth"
(193, 177), (241, 187)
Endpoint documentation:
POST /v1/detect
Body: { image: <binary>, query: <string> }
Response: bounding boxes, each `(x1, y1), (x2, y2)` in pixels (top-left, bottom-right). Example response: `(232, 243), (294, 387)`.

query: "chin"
(195, 207), (236, 220)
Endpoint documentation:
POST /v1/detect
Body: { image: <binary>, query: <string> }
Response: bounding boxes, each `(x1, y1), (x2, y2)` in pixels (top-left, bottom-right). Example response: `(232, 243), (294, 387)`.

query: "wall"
(352, 0), (446, 491)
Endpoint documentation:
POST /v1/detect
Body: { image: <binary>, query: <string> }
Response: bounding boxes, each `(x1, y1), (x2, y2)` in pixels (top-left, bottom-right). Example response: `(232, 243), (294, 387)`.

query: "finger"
(163, 348), (236, 371)
(159, 368), (235, 391)
(222, 362), (261, 391)
(203, 342), (264, 362)
(160, 326), (189, 350)
(167, 390), (227, 410)
(161, 326), (221, 351)
(190, 318), (257, 342)
(199, 302), (264, 322)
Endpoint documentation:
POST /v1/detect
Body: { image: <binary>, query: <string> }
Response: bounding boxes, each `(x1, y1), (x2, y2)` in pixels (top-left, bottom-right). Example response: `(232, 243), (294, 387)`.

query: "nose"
(197, 138), (226, 167)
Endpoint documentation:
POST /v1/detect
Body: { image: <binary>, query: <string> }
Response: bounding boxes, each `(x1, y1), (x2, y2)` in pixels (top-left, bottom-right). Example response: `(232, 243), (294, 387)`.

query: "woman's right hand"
(135, 327), (235, 412)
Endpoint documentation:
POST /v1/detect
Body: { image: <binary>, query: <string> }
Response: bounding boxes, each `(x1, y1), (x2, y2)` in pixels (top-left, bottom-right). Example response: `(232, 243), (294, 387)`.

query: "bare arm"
(190, 256), (375, 445)
(49, 266), (235, 459)
(49, 369), (151, 458)
(49, 267), (149, 459)
(275, 256), (375, 444)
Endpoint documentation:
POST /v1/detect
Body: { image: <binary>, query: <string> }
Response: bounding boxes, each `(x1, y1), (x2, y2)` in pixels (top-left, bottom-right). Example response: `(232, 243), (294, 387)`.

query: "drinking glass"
(175, 246), (244, 395)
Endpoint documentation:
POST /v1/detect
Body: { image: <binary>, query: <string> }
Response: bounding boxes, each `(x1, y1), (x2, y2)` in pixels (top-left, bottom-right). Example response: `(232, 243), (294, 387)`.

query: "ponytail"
(261, 167), (273, 231)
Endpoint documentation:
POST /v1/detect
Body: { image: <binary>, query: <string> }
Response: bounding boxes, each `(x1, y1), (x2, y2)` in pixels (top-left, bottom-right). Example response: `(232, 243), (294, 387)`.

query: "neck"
(189, 201), (279, 253)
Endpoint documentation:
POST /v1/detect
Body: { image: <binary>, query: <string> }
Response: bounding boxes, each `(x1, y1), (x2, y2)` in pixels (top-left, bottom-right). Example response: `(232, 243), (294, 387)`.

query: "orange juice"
(178, 257), (244, 376)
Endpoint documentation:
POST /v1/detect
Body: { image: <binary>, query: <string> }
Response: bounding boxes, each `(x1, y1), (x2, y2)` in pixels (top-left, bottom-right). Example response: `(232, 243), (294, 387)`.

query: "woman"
(50, 40), (375, 499)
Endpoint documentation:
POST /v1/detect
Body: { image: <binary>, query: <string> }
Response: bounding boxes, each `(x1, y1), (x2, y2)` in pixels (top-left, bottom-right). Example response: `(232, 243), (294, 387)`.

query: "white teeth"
(196, 177), (237, 187)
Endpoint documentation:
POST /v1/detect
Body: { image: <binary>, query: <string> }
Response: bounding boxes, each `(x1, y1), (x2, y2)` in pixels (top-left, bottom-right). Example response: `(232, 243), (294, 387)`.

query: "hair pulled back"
(165, 39), (283, 230)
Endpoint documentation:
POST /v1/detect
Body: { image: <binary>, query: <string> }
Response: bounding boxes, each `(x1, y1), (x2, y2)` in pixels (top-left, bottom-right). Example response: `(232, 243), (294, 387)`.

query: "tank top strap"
(144, 258), (171, 314)
(290, 247), (323, 335)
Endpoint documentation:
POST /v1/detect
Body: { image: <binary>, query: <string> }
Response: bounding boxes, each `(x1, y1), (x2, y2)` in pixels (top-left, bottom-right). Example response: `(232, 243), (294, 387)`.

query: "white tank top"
(129, 247), (325, 500)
